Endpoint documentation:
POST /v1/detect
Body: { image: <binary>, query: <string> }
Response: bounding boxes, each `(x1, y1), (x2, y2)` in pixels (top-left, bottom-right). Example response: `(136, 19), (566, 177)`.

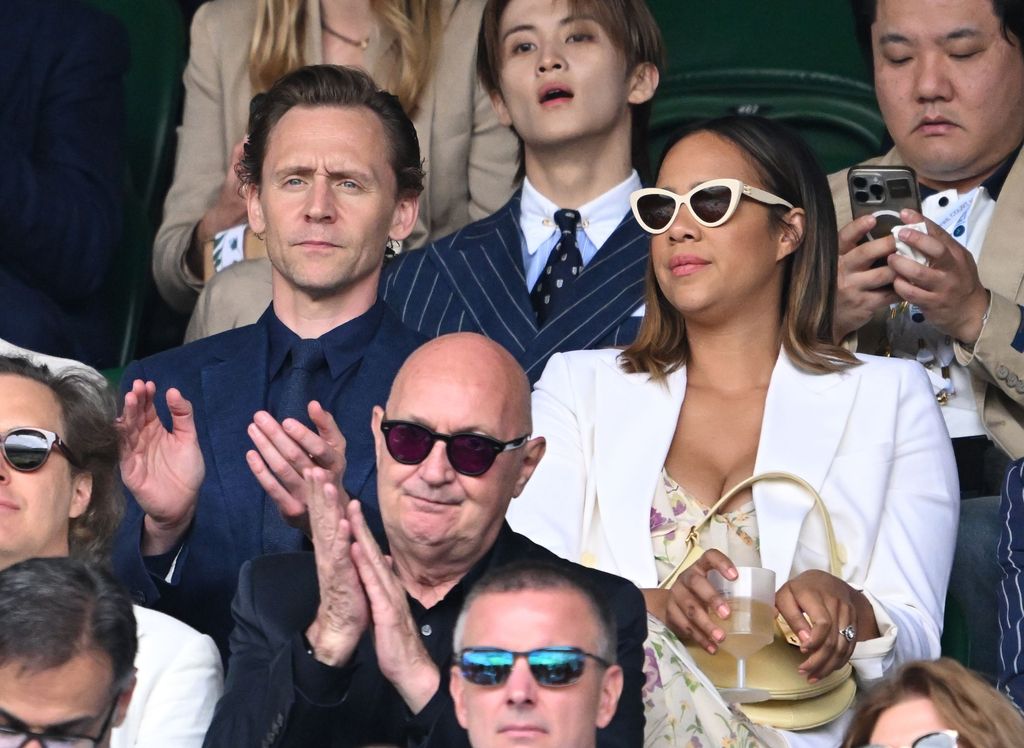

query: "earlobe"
(776, 208), (806, 261)
(595, 665), (624, 728)
(490, 89), (514, 128)
(246, 184), (265, 235)
(389, 194), (420, 243)
(68, 473), (93, 520)
(626, 62), (660, 106)
(511, 437), (546, 497)
(450, 666), (469, 728)
(113, 674), (137, 728)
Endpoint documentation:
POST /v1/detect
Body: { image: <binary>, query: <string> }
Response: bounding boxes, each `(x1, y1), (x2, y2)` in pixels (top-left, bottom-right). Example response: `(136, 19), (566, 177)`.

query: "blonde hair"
(249, 0), (440, 115)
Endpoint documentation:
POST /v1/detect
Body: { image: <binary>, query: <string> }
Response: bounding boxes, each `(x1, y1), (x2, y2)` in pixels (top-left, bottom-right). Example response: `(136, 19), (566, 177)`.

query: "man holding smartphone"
(833, 0), (1024, 683)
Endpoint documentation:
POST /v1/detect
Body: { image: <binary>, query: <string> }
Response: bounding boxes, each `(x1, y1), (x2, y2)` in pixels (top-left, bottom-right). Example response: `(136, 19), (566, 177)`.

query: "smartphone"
(848, 165), (922, 242)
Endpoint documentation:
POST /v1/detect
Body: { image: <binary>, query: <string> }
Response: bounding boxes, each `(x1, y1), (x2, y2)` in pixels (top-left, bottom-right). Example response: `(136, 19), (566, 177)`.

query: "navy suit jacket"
(0, 0), (127, 366)
(112, 307), (424, 655)
(381, 192), (648, 383)
(998, 458), (1024, 708)
(203, 525), (647, 748)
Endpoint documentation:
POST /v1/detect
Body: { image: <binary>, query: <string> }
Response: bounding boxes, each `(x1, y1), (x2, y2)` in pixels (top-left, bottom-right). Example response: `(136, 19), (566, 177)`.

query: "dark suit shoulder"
(498, 530), (644, 608)
(243, 553), (320, 636)
(131, 323), (262, 375)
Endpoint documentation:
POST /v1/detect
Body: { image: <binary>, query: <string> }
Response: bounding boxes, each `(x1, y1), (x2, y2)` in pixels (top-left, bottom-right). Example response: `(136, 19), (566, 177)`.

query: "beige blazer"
(153, 0), (518, 312)
(829, 148), (1024, 458)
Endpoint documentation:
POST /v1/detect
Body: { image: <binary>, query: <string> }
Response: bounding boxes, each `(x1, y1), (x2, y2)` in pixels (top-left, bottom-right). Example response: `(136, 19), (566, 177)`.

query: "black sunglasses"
(456, 647), (610, 687)
(0, 696), (119, 748)
(379, 420), (529, 477)
(0, 428), (79, 473)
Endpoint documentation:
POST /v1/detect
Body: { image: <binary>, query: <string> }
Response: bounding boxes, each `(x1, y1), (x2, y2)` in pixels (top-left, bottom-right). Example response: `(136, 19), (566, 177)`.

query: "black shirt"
(202, 525), (648, 748)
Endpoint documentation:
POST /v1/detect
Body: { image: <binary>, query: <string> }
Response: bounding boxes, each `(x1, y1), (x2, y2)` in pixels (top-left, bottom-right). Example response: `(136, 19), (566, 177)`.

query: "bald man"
(203, 334), (646, 748)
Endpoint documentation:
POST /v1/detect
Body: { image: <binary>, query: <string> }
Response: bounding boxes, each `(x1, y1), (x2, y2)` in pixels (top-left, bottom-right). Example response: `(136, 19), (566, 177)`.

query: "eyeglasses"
(379, 420), (529, 477)
(630, 179), (795, 233)
(857, 729), (959, 748)
(455, 647), (611, 687)
(0, 697), (119, 748)
(0, 428), (79, 473)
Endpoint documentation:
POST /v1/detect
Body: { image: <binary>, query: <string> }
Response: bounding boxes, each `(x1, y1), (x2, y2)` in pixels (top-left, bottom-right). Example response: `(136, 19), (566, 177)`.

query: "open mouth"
(540, 87), (573, 104)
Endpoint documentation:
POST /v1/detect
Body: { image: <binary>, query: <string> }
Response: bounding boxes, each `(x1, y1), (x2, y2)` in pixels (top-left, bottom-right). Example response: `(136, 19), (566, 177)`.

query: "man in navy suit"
(0, 0), (127, 366)
(381, 0), (664, 383)
(113, 66), (426, 656)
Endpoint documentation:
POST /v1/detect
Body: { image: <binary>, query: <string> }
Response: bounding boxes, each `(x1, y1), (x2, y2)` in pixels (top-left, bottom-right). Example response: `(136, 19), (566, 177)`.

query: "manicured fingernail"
(707, 644), (717, 654)
(717, 604), (730, 618)
(798, 630), (811, 642)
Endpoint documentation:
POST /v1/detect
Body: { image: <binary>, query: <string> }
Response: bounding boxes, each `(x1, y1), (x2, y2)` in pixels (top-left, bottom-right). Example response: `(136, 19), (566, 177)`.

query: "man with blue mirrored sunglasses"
(451, 561), (624, 748)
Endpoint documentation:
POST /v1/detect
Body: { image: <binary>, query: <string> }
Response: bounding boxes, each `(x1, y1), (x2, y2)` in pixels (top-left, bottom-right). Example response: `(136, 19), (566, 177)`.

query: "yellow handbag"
(659, 472), (857, 731)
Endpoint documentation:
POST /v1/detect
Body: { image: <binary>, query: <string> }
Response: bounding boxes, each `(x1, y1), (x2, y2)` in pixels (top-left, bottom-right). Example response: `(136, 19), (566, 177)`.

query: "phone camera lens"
(852, 176), (867, 189)
(854, 190), (870, 203)
(869, 183), (885, 199)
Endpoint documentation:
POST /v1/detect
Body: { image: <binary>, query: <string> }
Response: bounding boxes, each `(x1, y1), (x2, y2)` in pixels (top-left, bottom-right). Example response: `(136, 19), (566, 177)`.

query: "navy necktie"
(275, 339), (325, 427)
(531, 209), (583, 327)
(264, 338), (325, 554)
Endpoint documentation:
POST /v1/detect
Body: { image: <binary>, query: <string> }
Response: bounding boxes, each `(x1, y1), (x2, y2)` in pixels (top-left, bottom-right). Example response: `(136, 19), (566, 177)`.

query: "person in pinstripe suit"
(381, 0), (664, 382)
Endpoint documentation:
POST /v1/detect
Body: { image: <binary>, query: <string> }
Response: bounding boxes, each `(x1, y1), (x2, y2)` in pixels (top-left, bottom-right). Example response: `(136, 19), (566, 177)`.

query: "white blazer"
(508, 349), (959, 686)
(112, 606), (223, 748)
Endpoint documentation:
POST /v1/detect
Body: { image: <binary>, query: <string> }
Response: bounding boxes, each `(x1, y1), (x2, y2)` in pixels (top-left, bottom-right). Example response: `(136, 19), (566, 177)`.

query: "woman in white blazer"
(507, 116), (959, 747)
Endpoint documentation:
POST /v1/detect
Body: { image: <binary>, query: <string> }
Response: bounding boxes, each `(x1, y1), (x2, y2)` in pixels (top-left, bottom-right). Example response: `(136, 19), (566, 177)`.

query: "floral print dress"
(642, 469), (787, 748)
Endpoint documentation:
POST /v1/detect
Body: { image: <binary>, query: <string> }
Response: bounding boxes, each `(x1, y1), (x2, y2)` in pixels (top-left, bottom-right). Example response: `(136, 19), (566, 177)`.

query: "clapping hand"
(246, 401), (348, 535)
(117, 380), (204, 555)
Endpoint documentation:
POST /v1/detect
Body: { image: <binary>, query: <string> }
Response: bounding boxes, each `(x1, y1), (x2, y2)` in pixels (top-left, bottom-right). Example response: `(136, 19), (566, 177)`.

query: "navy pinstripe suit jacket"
(380, 192), (648, 382)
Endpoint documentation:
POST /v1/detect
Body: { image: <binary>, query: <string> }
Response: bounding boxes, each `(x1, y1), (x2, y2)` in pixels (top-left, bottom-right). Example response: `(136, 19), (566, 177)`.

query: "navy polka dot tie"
(531, 209), (583, 327)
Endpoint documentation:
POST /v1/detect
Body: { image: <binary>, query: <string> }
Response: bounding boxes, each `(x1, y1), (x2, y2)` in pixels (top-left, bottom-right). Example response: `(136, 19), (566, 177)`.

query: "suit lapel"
(200, 328), (270, 559)
(753, 354), (858, 580)
(523, 214), (648, 380)
(432, 195), (539, 354)
(593, 358), (687, 585)
(978, 151), (1024, 302)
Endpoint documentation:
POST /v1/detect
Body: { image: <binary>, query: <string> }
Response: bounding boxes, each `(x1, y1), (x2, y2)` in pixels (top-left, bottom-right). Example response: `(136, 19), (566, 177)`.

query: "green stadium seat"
(83, 0), (186, 368)
(648, 69), (886, 173)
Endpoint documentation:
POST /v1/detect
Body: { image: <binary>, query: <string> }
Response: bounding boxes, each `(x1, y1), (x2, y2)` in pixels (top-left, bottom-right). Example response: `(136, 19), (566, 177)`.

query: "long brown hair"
(841, 658), (1024, 748)
(249, 0), (440, 115)
(619, 115), (858, 381)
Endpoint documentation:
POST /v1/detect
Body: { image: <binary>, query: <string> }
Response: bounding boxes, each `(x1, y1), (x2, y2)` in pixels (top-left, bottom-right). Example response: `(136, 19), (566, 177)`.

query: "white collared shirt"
(519, 171), (641, 290)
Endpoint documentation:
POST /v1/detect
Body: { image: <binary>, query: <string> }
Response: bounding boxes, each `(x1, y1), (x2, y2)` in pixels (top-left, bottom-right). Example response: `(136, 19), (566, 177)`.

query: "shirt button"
(953, 225), (966, 238)
(421, 624), (433, 637)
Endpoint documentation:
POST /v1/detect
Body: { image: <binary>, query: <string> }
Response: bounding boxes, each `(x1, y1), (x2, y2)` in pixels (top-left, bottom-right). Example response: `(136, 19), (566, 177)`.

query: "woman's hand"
(776, 570), (879, 681)
(664, 549), (737, 654)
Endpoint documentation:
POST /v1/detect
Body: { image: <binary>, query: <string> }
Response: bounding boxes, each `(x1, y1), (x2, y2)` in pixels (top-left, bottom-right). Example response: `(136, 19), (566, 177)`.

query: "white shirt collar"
(519, 170), (641, 256)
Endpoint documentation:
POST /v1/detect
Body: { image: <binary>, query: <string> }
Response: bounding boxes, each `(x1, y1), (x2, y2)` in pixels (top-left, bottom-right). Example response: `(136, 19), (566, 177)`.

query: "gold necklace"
(320, 19), (370, 50)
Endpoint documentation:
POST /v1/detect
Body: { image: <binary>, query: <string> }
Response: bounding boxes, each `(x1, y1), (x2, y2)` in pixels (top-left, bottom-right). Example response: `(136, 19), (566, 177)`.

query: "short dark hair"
(477, 0), (665, 182)
(0, 557), (137, 689)
(453, 560), (617, 663)
(0, 356), (121, 562)
(850, 0), (1024, 67)
(238, 64), (425, 198)
(620, 115), (859, 380)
